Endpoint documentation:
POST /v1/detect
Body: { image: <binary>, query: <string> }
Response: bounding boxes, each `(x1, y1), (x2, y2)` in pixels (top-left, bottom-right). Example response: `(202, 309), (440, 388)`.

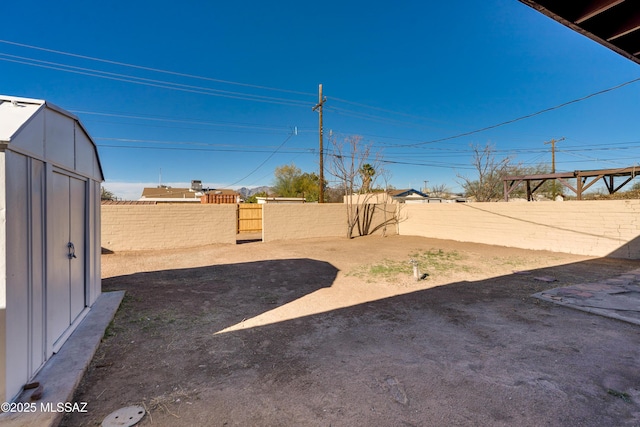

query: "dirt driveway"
(63, 235), (640, 426)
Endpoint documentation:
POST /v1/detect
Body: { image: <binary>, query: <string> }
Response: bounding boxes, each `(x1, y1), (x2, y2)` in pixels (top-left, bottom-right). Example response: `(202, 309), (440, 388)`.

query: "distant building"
(344, 188), (465, 204)
(388, 189), (429, 203)
(256, 197), (306, 204)
(139, 180), (240, 203)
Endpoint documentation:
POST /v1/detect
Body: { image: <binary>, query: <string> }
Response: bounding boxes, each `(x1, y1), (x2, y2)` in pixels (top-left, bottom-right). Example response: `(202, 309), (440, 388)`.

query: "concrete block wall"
(262, 203), (398, 242)
(101, 201), (640, 258)
(399, 200), (640, 258)
(262, 204), (346, 242)
(101, 204), (237, 251)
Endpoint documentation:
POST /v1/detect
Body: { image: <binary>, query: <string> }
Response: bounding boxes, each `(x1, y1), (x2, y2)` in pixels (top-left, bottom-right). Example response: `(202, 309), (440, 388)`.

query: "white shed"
(0, 95), (103, 402)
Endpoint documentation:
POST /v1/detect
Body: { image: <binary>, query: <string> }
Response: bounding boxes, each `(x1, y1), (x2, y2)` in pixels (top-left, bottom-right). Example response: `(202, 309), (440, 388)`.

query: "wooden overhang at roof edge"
(519, 0), (640, 66)
(503, 166), (640, 200)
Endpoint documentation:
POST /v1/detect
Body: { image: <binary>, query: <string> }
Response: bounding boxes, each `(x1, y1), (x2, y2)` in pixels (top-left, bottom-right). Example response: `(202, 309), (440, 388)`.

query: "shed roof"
(0, 96), (44, 142)
(0, 95), (104, 180)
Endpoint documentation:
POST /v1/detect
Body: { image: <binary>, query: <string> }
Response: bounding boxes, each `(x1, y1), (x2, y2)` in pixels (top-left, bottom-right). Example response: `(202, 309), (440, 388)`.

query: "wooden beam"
(604, 175), (615, 193)
(556, 177), (577, 195)
(575, 0), (625, 24)
(503, 164), (640, 200)
(581, 174), (605, 193)
(607, 14), (640, 41)
(504, 179), (524, 198)
(518, 0), (640, 67)
(503, 172), (574, 181)
(613, 175), (636, 193)
(531, 179), (548, 194)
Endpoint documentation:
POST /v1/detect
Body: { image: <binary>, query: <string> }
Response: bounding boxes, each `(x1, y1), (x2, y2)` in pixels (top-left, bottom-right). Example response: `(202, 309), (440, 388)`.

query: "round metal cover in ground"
(101, 405), (145, 427)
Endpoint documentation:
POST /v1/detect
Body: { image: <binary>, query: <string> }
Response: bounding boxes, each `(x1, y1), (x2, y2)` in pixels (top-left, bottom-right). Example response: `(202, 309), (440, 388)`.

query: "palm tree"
(101, 187), (116, 201)
(359, 163), (375, 193)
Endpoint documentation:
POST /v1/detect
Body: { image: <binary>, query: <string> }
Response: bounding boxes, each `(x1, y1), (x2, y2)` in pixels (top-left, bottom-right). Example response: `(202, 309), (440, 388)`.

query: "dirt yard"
(63, 235), (640, 426)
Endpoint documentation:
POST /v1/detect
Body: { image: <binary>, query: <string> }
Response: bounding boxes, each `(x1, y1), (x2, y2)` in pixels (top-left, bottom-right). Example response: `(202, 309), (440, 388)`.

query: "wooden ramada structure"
(503, 166), (640, 201)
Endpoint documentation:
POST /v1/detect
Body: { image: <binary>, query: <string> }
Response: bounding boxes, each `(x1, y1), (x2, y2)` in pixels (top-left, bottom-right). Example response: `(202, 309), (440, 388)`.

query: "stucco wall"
(101, 201), (640, 258)
(398, 200), (640, 258)
(262, 204), (344, 241)
(101, 204), (237, 251)
(262, 203), (397, 242)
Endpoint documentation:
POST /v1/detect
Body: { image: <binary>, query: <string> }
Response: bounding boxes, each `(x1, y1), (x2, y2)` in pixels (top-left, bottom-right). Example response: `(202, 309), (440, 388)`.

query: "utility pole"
(544, 137), (565, 174)
(313, 84), (327, 203)
(544, 137), (565, 198)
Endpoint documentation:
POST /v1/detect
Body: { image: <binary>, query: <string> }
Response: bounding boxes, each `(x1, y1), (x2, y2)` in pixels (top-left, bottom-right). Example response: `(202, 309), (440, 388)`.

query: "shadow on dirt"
(198, 257), (640, 426)
(103, 258), (338, 331)
(67, 256), (640, 426)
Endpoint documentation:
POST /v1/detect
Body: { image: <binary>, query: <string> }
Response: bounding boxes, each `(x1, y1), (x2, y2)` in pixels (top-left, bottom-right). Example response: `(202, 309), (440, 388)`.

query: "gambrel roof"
(0, 95), (104, 181)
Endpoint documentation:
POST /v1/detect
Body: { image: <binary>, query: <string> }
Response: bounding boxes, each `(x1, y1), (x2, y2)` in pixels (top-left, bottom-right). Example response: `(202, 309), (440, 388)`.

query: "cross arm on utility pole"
(544, 137), (566, 174)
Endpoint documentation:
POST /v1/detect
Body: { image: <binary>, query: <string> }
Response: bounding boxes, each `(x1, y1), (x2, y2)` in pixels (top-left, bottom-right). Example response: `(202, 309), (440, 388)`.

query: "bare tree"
(328, 135), (387, 238)
(457, 143), (511, 202)
(429, 183), (450, 198)
(377, 168), (401, 237)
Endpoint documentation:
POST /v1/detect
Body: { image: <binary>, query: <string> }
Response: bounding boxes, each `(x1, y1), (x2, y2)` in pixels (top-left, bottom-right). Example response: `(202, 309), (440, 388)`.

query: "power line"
(330, 95), (453, 125)
(94, 136), (310, 150)
(0, 53), (313, 107)
(0, 39), (316, 97)
(96, 143), (307, 155)
(5, 40), (639, 147)
(219, 129), (298, 188)
(397, 77), (640, 147)
(74, 109), (309, 133)
(325, 105), (450, 131)
(6, 40), (640, 178)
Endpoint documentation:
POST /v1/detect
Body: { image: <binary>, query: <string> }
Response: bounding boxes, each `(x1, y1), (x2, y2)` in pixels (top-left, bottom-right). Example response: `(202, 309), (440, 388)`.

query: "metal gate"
(237, 204), (262, 233)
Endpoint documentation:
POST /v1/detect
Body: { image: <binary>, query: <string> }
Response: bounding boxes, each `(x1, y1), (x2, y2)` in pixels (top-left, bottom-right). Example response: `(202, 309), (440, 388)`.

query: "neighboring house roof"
(139, 186), (240, 202)
(207, 189), (240, 196)
(256, 197), (306, 204)
(389, 189), (429, 199)
(102, 200), (157, 205)
(141, 187), (200, 199)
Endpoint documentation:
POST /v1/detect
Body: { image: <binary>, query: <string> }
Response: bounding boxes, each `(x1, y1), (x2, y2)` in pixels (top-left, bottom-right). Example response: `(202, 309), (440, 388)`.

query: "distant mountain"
(237, 186), (271, 198)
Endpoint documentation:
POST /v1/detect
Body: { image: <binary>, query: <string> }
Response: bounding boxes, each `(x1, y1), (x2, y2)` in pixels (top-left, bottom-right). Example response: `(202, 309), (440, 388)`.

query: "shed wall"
(75, 128), (99, 178)
(44, 110), (75, 169)
(5, 152), (31, 401)
(0, 152), (47, 402)
(89, 180), (101, 304)
(8, 108), (44, 158)
(0, 100), (103, 402)
(0, 153), (6, 402)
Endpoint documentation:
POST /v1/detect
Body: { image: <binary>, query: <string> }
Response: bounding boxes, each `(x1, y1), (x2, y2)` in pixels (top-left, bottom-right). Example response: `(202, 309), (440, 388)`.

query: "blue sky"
(2, 0), (639, 200)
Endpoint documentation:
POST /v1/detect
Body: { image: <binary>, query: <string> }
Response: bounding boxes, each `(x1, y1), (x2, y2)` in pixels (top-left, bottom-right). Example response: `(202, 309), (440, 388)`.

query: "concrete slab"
(533, 269), (640, 325)
(0, 291), (125, 427)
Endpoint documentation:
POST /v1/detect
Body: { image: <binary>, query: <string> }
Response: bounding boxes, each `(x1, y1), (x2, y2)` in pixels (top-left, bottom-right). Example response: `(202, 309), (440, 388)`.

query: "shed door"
(48, 171), (87, 351)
